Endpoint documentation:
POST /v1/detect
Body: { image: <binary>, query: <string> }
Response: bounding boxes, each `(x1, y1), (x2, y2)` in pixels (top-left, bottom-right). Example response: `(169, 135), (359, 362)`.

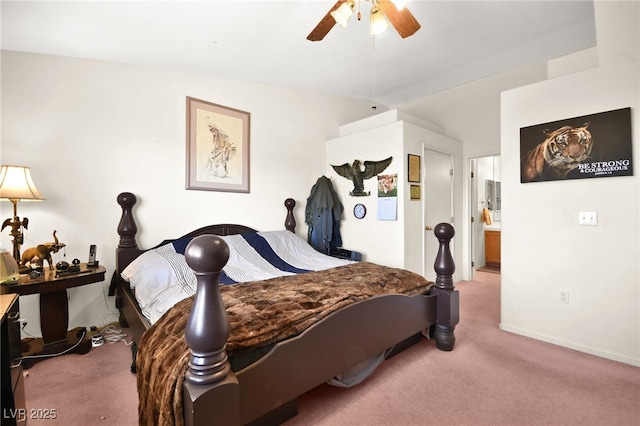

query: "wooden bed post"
(183, 235), (239, 426)
(115, 191), (140, 269)
(284, 198), (296, 232)
(109, 192), (140, 297)
(116, 192), (138, 249)
(432, 223), (459, 351)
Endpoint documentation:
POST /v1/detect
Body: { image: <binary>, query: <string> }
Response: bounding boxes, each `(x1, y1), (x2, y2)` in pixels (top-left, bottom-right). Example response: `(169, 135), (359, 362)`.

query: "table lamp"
(0, 165), (45, 262)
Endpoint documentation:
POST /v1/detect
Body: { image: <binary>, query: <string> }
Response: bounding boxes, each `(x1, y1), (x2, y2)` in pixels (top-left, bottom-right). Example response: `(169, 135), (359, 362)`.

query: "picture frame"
(186, 96), (250, 192)
(410, 184), (421, 200)
(408, 154), (421, 183)
(520, 107), (632, 183)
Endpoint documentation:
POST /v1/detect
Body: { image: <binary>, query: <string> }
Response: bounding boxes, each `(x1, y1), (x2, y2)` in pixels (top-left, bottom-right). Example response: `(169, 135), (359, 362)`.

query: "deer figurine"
(21, 230), (66, 270)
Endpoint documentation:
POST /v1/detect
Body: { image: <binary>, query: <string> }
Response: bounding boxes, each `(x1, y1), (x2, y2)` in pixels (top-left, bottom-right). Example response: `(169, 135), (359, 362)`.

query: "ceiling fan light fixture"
(330, 0), (356, 28)
(307, 0), (419, 42)
(370, 6), (390, 36)
(389, 0), (409, 11)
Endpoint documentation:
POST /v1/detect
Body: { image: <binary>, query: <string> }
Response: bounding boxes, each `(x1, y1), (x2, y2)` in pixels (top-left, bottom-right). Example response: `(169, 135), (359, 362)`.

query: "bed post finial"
(117, 192), (138, 248)
(432, 223), (459, 351)
(284, 198), (296, 233)
(184, 235), (232, 386)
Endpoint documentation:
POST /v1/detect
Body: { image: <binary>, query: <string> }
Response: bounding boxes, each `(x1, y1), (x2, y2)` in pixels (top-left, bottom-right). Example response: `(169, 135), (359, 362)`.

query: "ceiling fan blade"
(379, 0), (421, 38)
(307, 0), (345, 42)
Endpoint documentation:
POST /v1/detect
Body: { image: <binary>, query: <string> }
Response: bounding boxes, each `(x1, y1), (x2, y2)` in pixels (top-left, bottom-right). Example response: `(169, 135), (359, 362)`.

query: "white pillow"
(121, 249), (179, 291)
(121, 244), (198, 323)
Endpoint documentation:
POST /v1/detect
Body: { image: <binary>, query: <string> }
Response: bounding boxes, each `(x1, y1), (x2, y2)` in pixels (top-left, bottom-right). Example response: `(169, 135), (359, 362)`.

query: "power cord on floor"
(22, 328), (88, 360)
(98, 325), (133, 347)
(21, 319), (131, 357)
(19, 319), (39, 339)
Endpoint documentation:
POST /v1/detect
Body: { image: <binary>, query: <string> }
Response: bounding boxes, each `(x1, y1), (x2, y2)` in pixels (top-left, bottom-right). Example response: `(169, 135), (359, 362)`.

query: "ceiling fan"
(307, 0), (421, 42)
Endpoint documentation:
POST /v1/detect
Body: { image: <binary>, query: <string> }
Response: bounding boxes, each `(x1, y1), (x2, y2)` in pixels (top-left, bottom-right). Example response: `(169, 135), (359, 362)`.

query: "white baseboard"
(498, 323), (640, 367)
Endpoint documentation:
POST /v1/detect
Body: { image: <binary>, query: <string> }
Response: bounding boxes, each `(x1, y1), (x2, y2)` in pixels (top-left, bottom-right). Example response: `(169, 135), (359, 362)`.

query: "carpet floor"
(22, 271), (640, 425)
(22, 331), (137, 425)
(476, 264), (501, 274)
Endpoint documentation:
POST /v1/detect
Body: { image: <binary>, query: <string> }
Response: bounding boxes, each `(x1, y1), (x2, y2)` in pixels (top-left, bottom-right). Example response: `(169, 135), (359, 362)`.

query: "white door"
(424, 148), (454, 280)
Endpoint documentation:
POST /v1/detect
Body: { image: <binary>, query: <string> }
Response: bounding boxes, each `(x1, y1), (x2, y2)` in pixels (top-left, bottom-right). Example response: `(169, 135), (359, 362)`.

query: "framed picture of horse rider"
(520, 107), (632, 183)
(186, 96), (250, 192)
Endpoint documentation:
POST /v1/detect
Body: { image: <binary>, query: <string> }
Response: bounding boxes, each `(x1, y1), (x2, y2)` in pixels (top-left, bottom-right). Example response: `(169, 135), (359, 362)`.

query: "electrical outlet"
(578, 211), (597, 226)
(558, 289), (570, 304)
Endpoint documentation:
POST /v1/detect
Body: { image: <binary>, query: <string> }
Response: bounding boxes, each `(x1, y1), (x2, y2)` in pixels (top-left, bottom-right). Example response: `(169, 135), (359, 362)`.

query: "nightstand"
(1, 293), (26, 425)
(1, 263), (106, 368)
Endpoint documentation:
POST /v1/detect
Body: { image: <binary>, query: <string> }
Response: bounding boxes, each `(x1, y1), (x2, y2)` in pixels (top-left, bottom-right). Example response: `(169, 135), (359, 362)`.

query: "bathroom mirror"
(485, 179), (501, 211)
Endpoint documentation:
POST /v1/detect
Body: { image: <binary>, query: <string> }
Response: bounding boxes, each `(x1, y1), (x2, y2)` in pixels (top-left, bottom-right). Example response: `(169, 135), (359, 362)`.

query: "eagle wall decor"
(331, 156), (392, 196)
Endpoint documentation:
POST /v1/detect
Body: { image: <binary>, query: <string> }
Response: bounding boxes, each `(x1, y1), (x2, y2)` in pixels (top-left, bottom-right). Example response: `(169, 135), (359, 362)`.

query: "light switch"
(578, 211), (598, 226)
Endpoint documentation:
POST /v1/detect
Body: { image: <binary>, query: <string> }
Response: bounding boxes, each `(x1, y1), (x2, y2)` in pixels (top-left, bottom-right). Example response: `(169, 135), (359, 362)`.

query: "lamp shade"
(0, 165), (45, 201)
(330, 0), (355, 28)
(370, 6), (390, 35)
(390, 0), (409, 10)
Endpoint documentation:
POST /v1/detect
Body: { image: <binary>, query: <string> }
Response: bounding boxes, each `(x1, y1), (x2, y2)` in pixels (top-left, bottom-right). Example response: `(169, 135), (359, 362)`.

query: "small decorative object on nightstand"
(20, 230), (65, 271)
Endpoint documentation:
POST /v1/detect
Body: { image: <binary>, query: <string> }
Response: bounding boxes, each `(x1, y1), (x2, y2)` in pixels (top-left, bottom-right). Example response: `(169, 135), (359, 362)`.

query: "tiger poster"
(520, 107), (632, 183)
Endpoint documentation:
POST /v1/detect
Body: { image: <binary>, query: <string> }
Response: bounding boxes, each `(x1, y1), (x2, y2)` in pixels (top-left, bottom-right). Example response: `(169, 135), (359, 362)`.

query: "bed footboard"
(181, 222), (456, 426)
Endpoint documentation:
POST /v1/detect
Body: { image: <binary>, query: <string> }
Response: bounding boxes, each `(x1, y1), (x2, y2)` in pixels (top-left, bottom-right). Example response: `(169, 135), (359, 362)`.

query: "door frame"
(466, 153), (500, 279)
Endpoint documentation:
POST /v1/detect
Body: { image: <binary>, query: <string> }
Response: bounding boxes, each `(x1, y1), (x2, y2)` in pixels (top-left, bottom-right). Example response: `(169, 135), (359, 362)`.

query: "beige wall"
(0, 51), (378, 336)
(325, 111), (463, 281)
(500, 1), (639, 366)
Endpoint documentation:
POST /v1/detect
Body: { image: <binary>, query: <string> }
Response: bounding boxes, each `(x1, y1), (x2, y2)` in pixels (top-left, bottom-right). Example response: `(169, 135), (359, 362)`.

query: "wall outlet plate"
(578, 211), (597, 226)
(558, 289), (570, 304)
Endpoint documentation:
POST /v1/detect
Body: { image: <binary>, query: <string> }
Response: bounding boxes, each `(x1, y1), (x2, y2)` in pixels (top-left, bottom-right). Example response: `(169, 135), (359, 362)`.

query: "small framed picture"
(408, 154), (421, 183)
(186, 97), (250, 192)
(410, 184), (421, 200)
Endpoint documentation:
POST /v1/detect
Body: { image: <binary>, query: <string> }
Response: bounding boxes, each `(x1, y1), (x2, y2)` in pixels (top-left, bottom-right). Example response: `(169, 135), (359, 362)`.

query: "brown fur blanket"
(137, 262), (433, 425)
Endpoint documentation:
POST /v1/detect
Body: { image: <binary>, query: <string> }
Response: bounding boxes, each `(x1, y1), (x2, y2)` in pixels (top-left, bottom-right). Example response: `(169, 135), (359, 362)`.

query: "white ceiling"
(1, 1), (596, 107)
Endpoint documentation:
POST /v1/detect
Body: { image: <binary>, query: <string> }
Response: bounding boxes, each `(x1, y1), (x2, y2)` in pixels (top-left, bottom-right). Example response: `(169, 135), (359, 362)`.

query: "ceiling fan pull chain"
(372, 35), (377, 110)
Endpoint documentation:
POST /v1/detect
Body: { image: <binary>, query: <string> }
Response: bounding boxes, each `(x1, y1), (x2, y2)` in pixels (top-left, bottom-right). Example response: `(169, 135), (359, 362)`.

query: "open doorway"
(470, 155), (501, 277)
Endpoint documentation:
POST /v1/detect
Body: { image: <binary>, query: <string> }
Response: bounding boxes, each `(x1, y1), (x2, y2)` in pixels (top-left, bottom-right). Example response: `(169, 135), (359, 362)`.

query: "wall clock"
(353, 203), (367, 219)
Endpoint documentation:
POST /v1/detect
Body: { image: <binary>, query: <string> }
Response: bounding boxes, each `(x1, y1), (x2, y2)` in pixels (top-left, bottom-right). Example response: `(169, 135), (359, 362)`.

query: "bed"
(109, 192), (458, 426)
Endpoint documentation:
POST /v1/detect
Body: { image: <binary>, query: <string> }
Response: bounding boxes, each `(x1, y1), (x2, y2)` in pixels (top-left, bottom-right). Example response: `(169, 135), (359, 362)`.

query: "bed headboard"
(151, 223), (259, 249)
(108, 192), (297, 294)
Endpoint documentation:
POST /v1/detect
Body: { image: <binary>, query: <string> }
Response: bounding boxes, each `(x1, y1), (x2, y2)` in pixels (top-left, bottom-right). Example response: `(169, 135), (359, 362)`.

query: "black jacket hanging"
(305, 176), (343, 253)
